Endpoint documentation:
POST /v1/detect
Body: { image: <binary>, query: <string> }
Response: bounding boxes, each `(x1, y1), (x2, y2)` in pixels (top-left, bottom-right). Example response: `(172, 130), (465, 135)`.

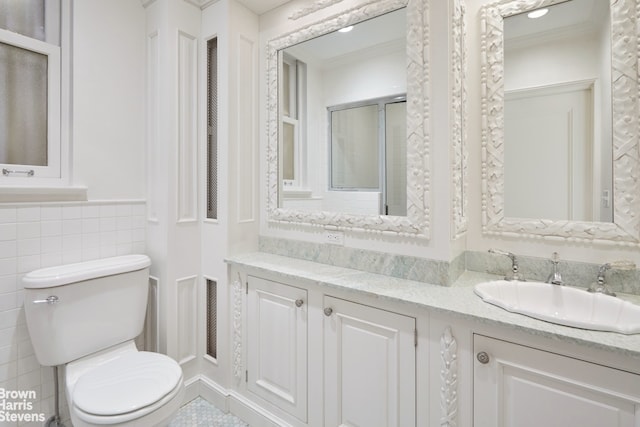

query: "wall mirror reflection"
(503, 0), (612, 222)
(481, 0), (640, 243)
(278, 8), (407, 216)
(328, 96), (407, 215)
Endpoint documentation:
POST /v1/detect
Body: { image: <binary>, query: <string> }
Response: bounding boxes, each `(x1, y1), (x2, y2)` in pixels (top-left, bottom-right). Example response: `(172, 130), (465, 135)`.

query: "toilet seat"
(72, 351), (183, 425)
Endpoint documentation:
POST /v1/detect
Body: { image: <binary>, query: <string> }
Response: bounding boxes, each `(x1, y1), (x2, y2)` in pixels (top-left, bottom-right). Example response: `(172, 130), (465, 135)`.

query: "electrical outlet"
(324, 230), (344, 245)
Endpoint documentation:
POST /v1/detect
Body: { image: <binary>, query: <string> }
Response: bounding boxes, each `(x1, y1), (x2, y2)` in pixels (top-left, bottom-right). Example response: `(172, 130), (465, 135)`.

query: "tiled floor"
(169, 397), (249, 427)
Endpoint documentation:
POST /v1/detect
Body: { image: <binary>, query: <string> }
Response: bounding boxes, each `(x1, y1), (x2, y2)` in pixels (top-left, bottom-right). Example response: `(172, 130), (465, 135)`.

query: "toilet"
(22, 255), (184, 426)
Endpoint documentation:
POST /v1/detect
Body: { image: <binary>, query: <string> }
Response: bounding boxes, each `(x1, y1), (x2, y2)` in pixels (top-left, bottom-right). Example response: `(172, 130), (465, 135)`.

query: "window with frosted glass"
(0, 0), (61, 179)
(0, 42), (48, 166)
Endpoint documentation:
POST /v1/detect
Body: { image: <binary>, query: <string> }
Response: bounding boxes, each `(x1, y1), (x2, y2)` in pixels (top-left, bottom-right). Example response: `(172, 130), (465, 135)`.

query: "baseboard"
(197, 375), (230, 412)
(227, 391), (292, 427)
(195, 376), (292, 427)
(182, 375), (201, 406)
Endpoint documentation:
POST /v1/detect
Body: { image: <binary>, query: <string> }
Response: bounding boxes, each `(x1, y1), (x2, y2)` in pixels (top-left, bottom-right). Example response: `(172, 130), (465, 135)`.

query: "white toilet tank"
(23, 255), (151, 367)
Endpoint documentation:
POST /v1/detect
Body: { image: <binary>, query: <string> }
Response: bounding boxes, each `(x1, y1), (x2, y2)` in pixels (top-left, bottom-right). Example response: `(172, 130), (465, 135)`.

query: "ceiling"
(283, 8), (405, 65)
(504, 0), (605, 42)
(235, 0), (291, 15)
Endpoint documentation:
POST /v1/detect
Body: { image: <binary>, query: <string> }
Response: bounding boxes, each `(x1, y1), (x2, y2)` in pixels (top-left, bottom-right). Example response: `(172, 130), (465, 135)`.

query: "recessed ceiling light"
(527, 8), (549, 19)
(338, 26), (354, 33)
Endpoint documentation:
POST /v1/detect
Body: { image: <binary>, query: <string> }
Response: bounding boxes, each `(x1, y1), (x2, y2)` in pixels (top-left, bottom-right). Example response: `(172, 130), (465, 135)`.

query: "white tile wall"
(0, 201), (146, 426)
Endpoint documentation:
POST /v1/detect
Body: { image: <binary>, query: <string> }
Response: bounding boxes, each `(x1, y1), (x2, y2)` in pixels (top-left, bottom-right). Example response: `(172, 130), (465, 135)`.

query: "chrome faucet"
(589, 263), (617, 296)
(547, 252), (563, 285)
(588, 260), (636, 297)
(488, 248), (524, 281)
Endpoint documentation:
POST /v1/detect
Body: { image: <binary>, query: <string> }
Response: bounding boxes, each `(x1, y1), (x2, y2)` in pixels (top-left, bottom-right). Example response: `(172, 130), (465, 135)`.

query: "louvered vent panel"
(207, 38), (218, 219)
(206, 279), (217, 359)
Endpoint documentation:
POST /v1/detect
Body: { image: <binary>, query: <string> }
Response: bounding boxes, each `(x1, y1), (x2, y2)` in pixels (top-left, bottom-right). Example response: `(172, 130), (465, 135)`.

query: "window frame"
(0, 0), (71, 189)
(280, 53), (307, 191)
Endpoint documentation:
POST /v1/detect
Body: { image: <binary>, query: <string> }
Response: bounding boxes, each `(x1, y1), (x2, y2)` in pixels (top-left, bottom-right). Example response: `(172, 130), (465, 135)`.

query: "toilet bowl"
(22, 255), (184, 426)
(66, 342), (184, 427)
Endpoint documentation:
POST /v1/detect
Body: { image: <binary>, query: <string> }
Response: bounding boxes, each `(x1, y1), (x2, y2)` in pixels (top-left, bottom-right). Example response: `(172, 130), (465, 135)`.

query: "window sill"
(0, 186), (88, 203)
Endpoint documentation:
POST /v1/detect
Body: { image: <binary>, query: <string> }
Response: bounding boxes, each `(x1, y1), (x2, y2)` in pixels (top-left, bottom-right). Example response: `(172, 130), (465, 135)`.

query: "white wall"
(72, 0), (146, 200)
(322, 50), (406, 106)
(198, 0), (260, 398)
(504, 33), (599, 91)
(142, 0), (204, 403)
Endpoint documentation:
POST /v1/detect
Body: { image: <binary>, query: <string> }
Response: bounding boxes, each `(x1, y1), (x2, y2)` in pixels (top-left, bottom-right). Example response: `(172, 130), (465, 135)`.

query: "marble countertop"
(226, 252), (640, 360)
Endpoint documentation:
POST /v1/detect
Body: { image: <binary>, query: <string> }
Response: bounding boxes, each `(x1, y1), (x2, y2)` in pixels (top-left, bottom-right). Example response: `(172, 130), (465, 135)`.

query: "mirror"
(279, 9), (407, 217)
(481, 0), (640, 243)
(266, 0), (431, 236)
(504, 0), (611, 222)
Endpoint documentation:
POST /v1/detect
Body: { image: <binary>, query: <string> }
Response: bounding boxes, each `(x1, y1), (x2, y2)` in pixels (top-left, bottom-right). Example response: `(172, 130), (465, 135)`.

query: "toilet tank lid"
(22, 255), (151, 289)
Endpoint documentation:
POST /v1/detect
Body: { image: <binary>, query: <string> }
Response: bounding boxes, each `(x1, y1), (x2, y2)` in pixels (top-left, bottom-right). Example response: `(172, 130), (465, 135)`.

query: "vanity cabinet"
(473, 334), (640, 427)
(242, 274), (417, 427)
(246, 276), (308, 422)
(323, 296), (416, 427)
(230, 255), (640, 427)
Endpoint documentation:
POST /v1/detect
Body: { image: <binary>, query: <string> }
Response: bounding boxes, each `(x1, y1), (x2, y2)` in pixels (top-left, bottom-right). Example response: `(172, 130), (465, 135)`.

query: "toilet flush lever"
(32, 296), (59, 305)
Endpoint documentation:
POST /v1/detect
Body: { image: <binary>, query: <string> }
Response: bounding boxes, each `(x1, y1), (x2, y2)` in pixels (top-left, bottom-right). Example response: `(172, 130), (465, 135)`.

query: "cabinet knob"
(295, 299), (304, 307)
(477, 351), (490, 364)
(324, 307), (333, 316)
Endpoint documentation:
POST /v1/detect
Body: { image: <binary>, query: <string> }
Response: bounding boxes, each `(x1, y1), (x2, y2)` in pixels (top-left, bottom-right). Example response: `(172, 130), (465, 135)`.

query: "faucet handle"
(589, 260), (636, 297)
(488, 248), (524, 281)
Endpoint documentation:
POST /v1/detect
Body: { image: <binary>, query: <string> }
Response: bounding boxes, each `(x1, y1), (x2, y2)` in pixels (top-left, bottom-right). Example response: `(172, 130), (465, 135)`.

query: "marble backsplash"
(259, 236), (465, 286)
(259, 236), (640, 295)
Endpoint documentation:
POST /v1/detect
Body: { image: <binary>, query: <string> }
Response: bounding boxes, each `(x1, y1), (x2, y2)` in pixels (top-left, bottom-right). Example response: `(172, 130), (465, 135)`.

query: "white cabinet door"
(474, 334), (640, 427)
(247, 276), (307, 422)
(324, 296), (415, 427)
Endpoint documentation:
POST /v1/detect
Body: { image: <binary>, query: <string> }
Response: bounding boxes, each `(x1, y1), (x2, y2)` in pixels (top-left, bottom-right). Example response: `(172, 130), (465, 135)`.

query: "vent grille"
(207, 38), (218, 219)
(206, 279), (217, 359)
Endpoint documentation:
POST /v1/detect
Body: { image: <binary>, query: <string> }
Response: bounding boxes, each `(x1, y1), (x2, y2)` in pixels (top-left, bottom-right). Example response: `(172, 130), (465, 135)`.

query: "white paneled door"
(474, 334), (640, 427)
(505, 83), (595, 221)
(247, 276), (308, 422)
(323, 296), (415, 427)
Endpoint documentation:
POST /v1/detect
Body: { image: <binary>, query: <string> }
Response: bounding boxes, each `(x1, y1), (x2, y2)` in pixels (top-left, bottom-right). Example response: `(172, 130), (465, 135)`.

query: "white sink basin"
(474, 280), (640, 334)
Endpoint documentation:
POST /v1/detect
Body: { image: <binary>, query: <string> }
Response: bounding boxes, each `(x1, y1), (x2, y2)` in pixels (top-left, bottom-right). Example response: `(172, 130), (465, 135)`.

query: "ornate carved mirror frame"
(480, 0), (640, 245)
(265, 0), (431, 238)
